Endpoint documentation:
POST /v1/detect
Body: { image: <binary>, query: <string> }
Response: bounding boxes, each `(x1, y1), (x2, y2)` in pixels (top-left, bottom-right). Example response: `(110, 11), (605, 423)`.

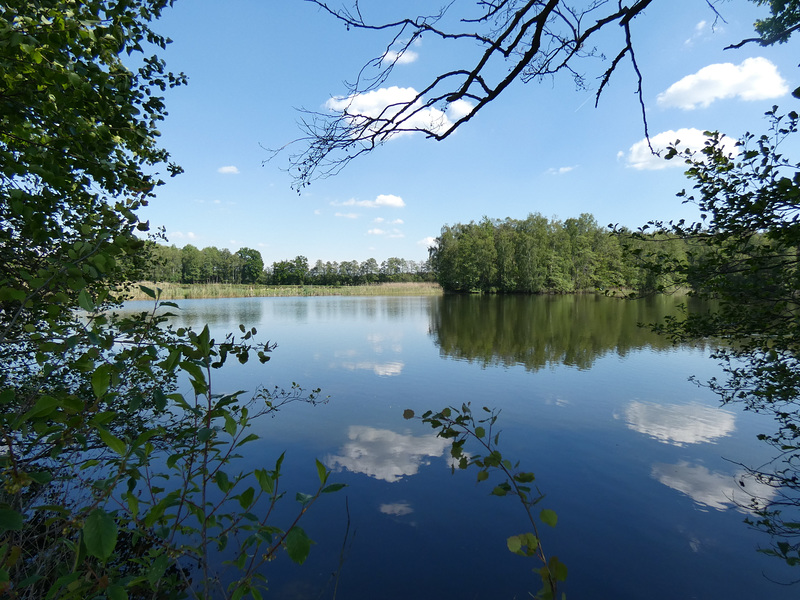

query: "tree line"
(146, 242), (434, 285)
(429, 212), (688, 293)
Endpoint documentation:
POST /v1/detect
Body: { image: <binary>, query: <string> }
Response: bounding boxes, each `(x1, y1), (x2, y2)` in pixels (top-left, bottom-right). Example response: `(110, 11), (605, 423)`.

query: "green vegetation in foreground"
(125, 281), (444, 300)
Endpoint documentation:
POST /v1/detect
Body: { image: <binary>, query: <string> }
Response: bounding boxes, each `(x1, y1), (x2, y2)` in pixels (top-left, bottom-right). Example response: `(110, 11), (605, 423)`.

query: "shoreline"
(123, 281), (444, 300)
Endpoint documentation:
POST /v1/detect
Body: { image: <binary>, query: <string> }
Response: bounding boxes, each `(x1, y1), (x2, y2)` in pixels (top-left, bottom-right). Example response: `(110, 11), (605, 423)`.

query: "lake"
(132, 293), (798, 599)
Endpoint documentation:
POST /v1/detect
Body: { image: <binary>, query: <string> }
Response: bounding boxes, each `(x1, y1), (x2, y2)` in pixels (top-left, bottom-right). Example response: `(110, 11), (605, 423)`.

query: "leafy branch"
(404, 403), (566, 600)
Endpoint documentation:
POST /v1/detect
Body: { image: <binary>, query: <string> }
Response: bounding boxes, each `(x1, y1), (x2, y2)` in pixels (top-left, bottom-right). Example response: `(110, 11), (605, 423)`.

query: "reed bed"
(122, 281), (443, 300)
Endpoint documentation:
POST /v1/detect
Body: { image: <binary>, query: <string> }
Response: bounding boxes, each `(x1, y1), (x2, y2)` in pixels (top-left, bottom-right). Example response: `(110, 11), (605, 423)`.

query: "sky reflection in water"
(127, 294), (798, 599)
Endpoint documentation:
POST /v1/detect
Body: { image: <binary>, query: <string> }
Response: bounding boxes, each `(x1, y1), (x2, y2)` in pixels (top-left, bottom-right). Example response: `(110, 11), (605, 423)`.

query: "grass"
(122, 281), (444, 300)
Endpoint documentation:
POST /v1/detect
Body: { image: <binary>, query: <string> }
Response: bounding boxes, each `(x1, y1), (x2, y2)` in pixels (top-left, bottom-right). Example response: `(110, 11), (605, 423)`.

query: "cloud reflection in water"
(339, 360), (404, 376)
(652, 461), (776, 512)
(622, 401), (736, 446)
(326, 426), (449, 482)
(380, 502), (414, 516)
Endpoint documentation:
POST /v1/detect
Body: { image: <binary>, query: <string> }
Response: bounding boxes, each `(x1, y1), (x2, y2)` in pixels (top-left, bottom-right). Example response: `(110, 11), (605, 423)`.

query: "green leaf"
(28, 470), (53, 485)
(21, 394), (59, 419)
(549, 556), (568, 581)
(296, 492), (314, 505)
(83, 509), (118, 560)
(507, 535), (522, 554)
(315, 459), (328, 485)
(98, 428), (126, 456)
(91, 364), (113, 398)
(0, 508), (23, 533)
(321, 483), (346, 494)
(491, 482), (510, 496)
(476, 470), (489, 483)
(237, 487), (255, 510)
(107, 584), (128, 600)
(230, 585), (247, 600)
(215, 470), (231, 493)
(475, 426), (486, 438)
(540, 509), (558, 528)
(77, 289), (94, 311)
(403, 409), (415, 419)
(255, 469), (274, 494)
(223, 414), (237, 436)
(147, 554), (169, 586)
(235, 433), (260, 448)
(285, 527), (314, 564)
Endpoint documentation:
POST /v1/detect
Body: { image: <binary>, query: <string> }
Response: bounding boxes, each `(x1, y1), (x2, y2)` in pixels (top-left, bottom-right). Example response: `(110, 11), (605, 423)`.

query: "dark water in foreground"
(130, 294), (798, 599)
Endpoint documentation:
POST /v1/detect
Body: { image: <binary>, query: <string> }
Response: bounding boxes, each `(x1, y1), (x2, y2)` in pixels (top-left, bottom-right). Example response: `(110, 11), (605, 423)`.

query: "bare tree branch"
(267, 0), (773, 190)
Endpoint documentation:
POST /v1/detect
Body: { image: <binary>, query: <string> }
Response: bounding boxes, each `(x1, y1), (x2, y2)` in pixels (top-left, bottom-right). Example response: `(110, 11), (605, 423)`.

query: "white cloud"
(217, 165), (240, 174)
(169, 231), (196, 240)
(546, 165), (577, 175)
(375, 218), (404, 225)
(333, 193), (406, 208)
(335, 212), (359, 219)
(625, 128), (739, 170)
(382, 49), (419, 65)
(684, 20), (709, 45)
(657, 57), (788, 110)
(368, 227), (404, 238)
(419, 236), (437, 248)
(375, 194), (405, 207)
(326, 86), (474, 140)
(446, 99), (473, 121)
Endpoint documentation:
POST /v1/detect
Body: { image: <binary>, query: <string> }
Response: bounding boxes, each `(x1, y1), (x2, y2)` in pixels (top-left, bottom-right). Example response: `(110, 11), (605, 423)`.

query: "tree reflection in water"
(431, 293), (800, 572)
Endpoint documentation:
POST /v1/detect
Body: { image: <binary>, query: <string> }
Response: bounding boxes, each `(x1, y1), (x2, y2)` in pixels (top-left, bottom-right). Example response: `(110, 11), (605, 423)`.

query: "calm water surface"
(131, 294), (798, 599)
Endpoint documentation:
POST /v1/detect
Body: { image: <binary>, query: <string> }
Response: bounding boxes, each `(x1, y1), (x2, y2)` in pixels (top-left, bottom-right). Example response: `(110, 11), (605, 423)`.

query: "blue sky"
(138, 0), (799, 265)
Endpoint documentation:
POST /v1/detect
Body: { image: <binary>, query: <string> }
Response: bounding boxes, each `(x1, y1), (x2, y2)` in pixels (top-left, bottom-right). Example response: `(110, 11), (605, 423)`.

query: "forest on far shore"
(430, 213), (695, 293)
(144, 212), (700, 293)
(145, 242), (434, 286)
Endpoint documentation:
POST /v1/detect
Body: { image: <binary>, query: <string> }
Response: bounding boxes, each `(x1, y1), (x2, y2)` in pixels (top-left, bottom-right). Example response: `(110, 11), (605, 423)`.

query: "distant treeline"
(145, 243), (434, 285)
(429, 213), (687, 293)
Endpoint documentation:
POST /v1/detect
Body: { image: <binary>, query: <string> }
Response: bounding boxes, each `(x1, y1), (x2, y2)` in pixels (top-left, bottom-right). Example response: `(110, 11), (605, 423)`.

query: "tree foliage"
(625, 107), (800, 568)
(0, 2), (340, 598)
(431, 213), (648, 293)
(282, 0), (796, 188)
